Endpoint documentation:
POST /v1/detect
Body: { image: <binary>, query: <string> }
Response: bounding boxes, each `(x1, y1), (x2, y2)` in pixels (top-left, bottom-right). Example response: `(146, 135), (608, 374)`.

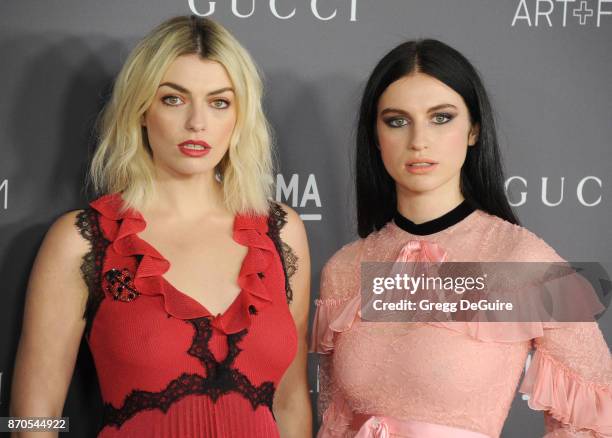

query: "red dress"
(76, 193), (298, 437)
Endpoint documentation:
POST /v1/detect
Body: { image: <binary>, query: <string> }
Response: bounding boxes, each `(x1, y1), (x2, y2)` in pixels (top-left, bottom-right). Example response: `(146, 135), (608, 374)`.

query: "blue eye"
(162, 95), (184, 106)
(385, 117), (408, 128)
(433, 113), (454, 124)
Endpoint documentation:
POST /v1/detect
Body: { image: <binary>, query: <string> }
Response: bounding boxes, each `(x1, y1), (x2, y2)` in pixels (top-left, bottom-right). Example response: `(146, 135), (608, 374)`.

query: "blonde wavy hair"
(89, 16), (274, 215)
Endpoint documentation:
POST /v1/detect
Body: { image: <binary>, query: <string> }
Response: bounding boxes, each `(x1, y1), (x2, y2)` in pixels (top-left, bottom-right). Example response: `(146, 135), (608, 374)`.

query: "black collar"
(393, 200), (475, 236)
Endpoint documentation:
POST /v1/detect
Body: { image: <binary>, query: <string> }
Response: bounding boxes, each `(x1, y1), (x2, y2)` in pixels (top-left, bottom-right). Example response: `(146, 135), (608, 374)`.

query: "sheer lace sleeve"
(519, 322), (612, 437)
(310, 241), (365, 436)
(316, 354), (336, 422)
(511, 229), (612, 437)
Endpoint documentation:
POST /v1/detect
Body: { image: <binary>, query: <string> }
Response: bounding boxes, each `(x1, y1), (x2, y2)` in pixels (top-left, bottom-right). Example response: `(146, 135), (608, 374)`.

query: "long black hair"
(356, 39), (520, 237)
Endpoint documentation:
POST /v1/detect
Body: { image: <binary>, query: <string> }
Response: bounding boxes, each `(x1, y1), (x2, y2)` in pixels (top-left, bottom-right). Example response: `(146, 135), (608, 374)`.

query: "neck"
(396, 184), (465, 225)
(146, 168), (227, 219)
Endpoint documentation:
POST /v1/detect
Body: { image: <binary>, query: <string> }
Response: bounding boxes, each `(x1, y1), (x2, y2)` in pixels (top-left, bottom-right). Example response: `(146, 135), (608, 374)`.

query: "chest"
(138, 222), (249, 315)
(89, 293), (298, 408)
(332, 322), (529, 409)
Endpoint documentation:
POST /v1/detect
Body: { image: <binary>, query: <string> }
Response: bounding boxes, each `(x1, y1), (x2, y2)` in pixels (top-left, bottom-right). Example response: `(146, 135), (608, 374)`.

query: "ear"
(468, 123), (480, 146)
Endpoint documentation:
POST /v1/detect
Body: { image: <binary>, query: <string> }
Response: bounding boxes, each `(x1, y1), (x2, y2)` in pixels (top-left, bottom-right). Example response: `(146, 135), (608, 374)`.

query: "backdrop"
(1, 1), (610, 436)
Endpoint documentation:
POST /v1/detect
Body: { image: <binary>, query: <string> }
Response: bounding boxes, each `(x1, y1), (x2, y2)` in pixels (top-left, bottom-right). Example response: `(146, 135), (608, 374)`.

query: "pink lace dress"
(310, 202), (612, 438)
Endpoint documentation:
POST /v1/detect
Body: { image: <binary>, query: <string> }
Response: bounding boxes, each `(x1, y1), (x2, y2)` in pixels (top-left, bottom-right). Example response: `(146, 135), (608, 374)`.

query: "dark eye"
(432, 113), (453, 124)
(211, 99), (230, 109)
(162, 95), (184, 106)
(385, 117), (408, 128)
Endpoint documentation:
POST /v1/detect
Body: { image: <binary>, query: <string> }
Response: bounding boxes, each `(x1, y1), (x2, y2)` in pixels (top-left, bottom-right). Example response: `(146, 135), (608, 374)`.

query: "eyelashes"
(162, 95), (184, 106)
(160, 95), (231, 109)
(383, 112), (455, 128)
(385, 117), (408, 128)
(210, 99), (230, 109)
(432, 113), (454, 124)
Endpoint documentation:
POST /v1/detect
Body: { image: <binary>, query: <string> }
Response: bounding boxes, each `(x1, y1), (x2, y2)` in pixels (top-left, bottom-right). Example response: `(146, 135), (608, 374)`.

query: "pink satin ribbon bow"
(396, 239), (448, 263)
(389, 240), (448, 281)
(352, 414), (493, 438)
(354, 416), (390, 438)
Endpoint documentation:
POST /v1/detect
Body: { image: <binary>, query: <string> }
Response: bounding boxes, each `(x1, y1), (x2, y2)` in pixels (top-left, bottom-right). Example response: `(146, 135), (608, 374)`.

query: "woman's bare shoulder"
(43, 210), (92, 256)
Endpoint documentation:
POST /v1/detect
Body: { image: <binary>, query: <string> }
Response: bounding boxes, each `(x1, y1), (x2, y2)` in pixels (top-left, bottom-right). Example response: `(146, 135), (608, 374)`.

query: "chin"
(397, 180), (441, 195)
(160, 163), (218, 178)
(182, 166), (218, 177)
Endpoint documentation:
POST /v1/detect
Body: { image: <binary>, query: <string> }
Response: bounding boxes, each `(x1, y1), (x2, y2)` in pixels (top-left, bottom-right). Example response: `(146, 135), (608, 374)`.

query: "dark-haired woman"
(310, 40), (611, 437)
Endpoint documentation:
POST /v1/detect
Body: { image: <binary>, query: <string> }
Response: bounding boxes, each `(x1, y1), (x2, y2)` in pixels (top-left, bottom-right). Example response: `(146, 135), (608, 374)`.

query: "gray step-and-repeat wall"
(1, 1), (610, 436)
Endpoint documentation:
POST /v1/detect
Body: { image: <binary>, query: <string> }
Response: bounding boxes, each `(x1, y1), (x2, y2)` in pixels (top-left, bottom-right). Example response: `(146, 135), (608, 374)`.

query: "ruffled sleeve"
(309, 242), (365, 437)
(518, 322), (612, 437)
(310, 292), (361, 355)
(510, 230), (612, 437)
(309, 241), (364, 355)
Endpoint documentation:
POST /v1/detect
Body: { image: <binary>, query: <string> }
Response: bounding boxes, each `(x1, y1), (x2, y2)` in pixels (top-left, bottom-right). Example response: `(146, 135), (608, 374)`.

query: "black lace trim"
(75, 208), (110, 338)
(102, 317), (275, 429)
(267, 202), (298, 304)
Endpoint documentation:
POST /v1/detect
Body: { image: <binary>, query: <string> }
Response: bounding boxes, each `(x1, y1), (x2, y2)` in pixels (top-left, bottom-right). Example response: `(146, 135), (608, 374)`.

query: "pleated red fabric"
(86, 193), (298, 437)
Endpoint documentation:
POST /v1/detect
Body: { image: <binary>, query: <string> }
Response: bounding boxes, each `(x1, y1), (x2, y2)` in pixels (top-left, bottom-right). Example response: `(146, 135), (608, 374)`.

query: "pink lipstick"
(405, 158), (438, 174)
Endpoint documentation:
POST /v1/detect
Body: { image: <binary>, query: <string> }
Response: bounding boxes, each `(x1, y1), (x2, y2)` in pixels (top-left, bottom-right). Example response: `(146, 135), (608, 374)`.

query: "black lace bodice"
(102, 317), (275, 429)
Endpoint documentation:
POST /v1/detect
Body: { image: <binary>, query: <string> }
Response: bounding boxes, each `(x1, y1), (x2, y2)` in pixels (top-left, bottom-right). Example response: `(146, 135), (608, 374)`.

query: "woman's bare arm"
(273, 204), (313, 438)
(10, 211), (89, 437)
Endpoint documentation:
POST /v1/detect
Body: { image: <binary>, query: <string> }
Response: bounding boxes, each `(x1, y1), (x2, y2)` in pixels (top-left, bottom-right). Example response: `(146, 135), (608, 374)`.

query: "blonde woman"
(11, 16), (312, 437)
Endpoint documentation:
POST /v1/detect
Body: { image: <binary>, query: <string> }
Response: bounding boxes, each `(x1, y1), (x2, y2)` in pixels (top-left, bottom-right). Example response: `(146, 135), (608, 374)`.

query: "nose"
(186, 102), (207, 132)
(408, 122), (428, 150)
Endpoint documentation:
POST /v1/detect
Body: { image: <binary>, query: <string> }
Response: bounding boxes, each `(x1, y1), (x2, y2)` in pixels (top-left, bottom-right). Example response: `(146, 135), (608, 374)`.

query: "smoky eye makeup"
(382, 116), (408, 128)
(380, 111), (457, 128)
(431, 112), (456, 124)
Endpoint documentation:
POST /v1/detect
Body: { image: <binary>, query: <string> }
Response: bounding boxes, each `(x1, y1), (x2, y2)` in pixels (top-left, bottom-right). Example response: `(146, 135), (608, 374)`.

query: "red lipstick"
(177, 140), (211, 157)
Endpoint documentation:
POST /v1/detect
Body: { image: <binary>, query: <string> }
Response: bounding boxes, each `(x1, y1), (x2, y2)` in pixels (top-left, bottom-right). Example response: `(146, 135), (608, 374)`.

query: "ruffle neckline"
(90, 193), (276, 334)
(310, 238), (570, 352)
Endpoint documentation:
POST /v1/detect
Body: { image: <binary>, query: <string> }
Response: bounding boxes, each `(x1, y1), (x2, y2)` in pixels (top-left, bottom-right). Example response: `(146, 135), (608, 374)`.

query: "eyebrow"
(380, 104), (458, 116)
(158, 82), (234, 96)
